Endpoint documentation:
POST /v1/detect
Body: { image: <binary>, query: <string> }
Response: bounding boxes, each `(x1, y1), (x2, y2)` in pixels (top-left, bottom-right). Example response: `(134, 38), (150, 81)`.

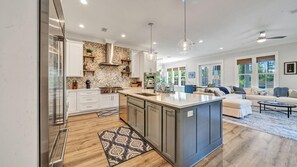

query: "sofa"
(194, 87), (252, 118)
(244, 88), (297, 110)
(194, 86), (297, 111)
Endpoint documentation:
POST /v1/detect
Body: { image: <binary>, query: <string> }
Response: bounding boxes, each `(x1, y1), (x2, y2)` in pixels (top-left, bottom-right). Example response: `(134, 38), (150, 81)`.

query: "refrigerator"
(40, 0), (68, 167)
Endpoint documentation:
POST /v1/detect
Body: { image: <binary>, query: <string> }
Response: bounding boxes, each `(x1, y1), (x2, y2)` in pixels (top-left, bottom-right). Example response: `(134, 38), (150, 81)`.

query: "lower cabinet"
(163, 107), (176, 162)
(135, 106), (145, 136)
(128, 103), (145, 136)
(146, 102), (162, 150)
(67, 91), (78, 115)
(100, 94), (119, 109)
(128, 103), (136, 128)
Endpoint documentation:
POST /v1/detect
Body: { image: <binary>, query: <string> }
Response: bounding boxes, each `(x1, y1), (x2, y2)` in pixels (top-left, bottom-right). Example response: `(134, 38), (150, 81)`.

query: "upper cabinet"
(130, 50), (140, 78)
(142, 52), (157, 73)
(66, 40), (84, 77)
(131, 50), (156, 83)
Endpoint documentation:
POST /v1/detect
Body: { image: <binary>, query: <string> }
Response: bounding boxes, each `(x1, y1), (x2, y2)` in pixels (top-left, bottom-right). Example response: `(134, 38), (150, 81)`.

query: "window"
(257, 55), (275, 89)
(166, 67), (186, 86)
(237, 58), (252, 88)
(173, 68), (179, 85)
(167, 68), (173, 84)
(200, 66), (209, 86)
(156, 69), (162, 83)
(180, 67), (186, 86)
(199, 64), (222, 87)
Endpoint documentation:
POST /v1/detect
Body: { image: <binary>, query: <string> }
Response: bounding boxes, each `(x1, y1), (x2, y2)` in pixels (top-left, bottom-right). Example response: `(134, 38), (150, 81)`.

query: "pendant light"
(178, 0), (193, 54)
(148, 22), (155, 62)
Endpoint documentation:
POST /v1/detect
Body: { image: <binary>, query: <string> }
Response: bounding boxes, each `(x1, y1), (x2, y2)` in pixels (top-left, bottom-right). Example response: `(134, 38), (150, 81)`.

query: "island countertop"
(118, 89), (223, 109)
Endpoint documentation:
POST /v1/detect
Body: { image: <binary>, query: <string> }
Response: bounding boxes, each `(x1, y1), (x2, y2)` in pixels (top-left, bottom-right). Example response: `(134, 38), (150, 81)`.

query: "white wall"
(0, 0), (39, 167)
(163, 42), (297, 89)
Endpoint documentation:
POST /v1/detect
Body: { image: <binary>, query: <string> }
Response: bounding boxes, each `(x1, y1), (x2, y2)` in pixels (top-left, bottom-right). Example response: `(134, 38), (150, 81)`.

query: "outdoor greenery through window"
(238, 58), (252, 88)
(156, 69), (162, 83)
(199, 64), (222, 87)
(167, 67), (186, 86)
(257, 55), (275, 89)
(180, 67), (186, 86)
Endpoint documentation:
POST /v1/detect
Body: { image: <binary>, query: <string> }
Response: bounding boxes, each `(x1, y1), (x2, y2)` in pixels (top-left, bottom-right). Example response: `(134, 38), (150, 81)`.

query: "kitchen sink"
(136, 93), (157, 97)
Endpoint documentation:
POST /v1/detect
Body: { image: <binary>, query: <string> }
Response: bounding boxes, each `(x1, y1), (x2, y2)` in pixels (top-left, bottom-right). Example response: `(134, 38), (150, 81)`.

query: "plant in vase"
(86, 48), (93, 56)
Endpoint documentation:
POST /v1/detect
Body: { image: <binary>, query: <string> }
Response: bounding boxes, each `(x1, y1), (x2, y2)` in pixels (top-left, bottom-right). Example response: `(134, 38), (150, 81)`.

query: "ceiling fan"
(257, 31), (286, 43)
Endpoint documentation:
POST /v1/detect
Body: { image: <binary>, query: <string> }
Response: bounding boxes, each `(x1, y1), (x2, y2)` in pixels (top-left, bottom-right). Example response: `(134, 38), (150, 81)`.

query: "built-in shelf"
(121, 71), (131, 77)
(83, 70), (95, 76)
(121, 59), (131, 65)
(83, 55), (96, 62)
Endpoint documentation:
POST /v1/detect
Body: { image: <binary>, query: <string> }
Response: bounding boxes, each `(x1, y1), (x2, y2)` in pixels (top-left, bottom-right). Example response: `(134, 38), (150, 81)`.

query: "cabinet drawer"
(128, 96), (145, 108)
(78, 102), (98, 111)
(79, 95), (98, 103)
(147, 102), (162, 111)
(78, 90), (99, 96)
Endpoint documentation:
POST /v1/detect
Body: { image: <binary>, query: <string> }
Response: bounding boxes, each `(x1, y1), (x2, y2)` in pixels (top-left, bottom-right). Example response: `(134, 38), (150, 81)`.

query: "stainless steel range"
(99, 87), (123, 94)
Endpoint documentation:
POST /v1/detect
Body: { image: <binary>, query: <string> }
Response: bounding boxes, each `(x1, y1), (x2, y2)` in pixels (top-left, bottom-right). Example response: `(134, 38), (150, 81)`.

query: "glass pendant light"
(178, 0), (193, 54)
(148, 23), (155, 62)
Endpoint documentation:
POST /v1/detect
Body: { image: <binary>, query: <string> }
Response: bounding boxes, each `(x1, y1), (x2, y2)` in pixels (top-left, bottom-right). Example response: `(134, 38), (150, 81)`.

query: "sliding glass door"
(199, 64), (222, 87)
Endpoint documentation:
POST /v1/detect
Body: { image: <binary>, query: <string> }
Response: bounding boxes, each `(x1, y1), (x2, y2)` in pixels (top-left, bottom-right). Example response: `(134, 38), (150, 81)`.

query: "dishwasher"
(119, 93), (128, 123)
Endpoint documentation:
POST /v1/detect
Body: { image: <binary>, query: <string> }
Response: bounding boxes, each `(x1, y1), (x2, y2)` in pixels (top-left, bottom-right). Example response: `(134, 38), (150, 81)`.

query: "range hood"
(99, 43), (120, 66)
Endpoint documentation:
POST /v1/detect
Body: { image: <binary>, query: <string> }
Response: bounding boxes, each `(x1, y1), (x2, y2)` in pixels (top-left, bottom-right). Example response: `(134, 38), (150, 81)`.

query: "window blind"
(237, 58), (252, 65)
(173, 67), (179, 71)
(256, 55), (275, 63)
(179, 66), (186, 70)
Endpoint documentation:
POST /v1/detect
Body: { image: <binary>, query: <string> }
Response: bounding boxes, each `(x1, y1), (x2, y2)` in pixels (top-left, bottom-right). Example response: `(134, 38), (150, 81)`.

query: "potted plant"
(86, 48), (93, 55)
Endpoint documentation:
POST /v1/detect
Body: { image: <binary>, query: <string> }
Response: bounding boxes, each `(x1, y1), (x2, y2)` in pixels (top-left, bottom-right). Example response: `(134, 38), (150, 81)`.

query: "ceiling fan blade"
(267, 36), (286, 39)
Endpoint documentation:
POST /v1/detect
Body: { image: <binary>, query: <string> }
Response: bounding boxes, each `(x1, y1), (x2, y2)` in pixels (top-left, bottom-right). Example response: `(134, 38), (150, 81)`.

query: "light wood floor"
(64, 113), (297, 167)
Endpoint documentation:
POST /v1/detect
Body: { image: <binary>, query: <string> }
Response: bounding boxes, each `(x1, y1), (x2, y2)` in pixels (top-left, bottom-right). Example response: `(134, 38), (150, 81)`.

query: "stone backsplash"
(66, 41), (137, 89)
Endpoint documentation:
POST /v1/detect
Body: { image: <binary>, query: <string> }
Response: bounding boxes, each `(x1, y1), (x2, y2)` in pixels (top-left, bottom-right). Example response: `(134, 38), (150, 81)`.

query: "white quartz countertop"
(118, 89), (223, 109)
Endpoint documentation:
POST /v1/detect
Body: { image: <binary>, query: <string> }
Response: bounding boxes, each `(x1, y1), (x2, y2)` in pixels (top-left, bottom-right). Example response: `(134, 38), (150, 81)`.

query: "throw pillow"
(289, 90), (297, 98)
(214, 90), (225, 97)
(228, 86), (235, 93)
(233, 86), (246, 94)
(256, 90), (268, 96)
(218, 86), (230, 94)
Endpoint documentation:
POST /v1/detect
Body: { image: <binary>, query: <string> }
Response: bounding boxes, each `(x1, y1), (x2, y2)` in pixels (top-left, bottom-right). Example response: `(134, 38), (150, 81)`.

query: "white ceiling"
(62, 0), (297, 63)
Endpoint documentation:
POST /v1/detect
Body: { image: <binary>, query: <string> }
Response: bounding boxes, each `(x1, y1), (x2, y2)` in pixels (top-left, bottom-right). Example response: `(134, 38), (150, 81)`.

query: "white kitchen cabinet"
(67, 91), (78, 115)
(130, 50), (140, 78)
(67, 89), (120, 116)
(77, 90), (100, 112)
(130, 51), (156, 80)
(66, 39), (84, 77)
(138, 51), (157, 87)
(100, 94), (119, 109)
(142, 52), (157, 73)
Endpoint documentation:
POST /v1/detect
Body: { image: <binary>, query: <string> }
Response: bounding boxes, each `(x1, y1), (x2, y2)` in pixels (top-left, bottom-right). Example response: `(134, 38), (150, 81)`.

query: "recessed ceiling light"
(80, 0), (88, 5)
(153, 42), (157, 45)
(199, 40), (203, 43)
(121, 34), (126, 38)
(219, 47), (223, 50)
(79, 24), (85, 28)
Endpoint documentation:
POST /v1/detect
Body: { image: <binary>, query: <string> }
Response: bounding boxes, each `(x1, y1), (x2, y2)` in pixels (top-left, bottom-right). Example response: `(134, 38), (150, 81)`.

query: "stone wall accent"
(66, 41), (136, 89)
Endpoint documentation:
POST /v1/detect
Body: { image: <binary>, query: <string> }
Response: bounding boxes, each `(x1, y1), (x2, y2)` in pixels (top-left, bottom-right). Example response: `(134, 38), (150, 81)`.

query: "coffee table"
(258, 101), (296, 118)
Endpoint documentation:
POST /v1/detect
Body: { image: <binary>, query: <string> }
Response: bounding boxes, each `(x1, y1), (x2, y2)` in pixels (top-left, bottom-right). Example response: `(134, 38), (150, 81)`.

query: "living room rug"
(98, 126), (152, 167)
(223, 107), (297, 141)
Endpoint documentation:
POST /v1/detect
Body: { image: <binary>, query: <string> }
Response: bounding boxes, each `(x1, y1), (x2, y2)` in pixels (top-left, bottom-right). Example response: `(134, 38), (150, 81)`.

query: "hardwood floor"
(64, 113), (297, 167)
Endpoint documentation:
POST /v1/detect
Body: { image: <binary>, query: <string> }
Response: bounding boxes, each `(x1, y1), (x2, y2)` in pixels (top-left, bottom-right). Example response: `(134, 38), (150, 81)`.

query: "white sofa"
(223, 99), (252, 118)
(245, 88), (297, 111)
(194, 90), (252, 118)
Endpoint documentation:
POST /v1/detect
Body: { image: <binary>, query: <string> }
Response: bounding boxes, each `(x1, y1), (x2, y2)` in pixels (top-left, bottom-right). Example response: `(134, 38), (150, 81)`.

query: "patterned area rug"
(97, 109), (118, 117)
(98, 126), (152, 167)
(223, 106), (297, 141)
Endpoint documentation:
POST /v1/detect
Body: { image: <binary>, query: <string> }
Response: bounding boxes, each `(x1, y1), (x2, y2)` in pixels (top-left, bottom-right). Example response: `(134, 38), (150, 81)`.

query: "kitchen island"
(118, 89), (223, 167)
